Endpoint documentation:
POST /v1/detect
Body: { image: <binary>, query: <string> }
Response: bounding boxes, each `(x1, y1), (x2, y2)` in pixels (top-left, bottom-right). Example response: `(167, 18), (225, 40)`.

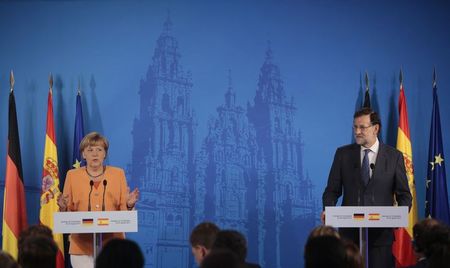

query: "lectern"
(325, 206), (408, 267)
(54, 211), (138, 258)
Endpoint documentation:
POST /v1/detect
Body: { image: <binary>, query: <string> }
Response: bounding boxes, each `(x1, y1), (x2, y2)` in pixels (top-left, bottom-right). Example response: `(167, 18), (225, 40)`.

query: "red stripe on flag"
(4, 155), (28, 237)
(46, 90), (56, 143)
(56, 249), (65, 268)
(393, 227), (416, 267)
(398, 85), (411, 139)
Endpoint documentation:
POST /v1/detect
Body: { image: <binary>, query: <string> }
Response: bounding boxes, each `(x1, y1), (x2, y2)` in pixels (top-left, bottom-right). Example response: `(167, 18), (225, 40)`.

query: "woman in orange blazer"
(57, 132), (139, 268)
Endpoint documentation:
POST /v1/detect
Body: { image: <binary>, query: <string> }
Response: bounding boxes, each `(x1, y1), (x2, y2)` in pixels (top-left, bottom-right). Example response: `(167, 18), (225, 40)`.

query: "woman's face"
(82, 144), (106, 169)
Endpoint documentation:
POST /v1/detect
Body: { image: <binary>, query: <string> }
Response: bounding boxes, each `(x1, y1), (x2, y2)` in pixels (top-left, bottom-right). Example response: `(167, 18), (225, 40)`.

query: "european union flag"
(72, 91), (85, 169)
(425, 70), (450, 224)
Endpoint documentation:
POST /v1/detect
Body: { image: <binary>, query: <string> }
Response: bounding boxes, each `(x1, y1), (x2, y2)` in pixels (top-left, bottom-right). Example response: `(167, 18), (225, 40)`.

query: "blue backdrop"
(1, 1), (450, 267)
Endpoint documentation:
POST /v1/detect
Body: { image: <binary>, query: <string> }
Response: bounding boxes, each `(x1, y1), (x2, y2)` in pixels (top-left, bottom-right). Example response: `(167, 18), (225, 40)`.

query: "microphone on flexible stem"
(88, 180), (94, 211)
(102, 180), (108, 211)
(370, 163), (375, 204)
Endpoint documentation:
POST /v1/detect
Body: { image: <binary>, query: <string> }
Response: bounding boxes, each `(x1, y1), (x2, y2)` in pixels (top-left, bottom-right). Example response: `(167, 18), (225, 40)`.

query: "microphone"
(369, 163), (375, 204)
(88, 180), (94, 211)
(101, 180), (108, 211)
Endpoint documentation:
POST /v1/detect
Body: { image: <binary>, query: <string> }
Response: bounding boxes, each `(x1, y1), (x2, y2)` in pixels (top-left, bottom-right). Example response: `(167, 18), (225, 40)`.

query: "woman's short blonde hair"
(79, 132), (109, 154)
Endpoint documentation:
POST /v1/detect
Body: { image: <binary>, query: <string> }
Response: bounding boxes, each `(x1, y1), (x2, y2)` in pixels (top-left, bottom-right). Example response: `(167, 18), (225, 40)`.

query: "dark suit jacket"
(322, 143), (412, 245)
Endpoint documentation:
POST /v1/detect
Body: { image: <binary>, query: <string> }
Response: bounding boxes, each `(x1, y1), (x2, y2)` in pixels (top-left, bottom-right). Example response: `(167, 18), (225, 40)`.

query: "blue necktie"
(362, 149), (370, 186)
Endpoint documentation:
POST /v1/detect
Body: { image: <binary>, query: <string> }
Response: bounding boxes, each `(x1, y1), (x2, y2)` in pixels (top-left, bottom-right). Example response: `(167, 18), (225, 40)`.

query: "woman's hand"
(57, 193), (69, 212)
(126, 187), (140, 210)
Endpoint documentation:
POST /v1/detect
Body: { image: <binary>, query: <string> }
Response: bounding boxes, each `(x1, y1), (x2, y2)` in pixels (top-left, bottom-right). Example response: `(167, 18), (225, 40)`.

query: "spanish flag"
(2, 72), (28, 259)
(97, 218), (110, 226)
(392, 71), (418, 267)
(39, 84), (65, 268)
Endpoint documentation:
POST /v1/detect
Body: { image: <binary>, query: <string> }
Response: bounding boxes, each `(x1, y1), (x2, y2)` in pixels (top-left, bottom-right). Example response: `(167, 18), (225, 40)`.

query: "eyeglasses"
(352, 124), (373, 131)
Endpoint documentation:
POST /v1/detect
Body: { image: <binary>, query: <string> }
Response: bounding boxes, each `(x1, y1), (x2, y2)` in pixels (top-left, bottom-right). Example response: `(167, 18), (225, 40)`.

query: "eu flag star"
(73, 159), (81, 169)
(434, 154), (444, 166)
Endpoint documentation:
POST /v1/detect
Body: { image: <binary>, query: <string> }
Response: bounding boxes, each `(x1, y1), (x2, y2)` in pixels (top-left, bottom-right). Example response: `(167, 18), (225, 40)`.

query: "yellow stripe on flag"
(397, 128), (418, 237)
(1, 220), (19, 259)
(39, 90), (64, 265)
(393, 83), (419, 267)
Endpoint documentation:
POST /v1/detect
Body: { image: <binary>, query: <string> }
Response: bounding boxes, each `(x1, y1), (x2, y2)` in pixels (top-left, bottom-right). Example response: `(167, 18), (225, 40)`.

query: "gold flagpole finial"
(399, 68), (403, 85)
(432, 67), (437, 88)
(49, 73), (54, 90)
(78, 78), (81, 95)
(10, 70), (15, 92)
(364, 71), (369, 91)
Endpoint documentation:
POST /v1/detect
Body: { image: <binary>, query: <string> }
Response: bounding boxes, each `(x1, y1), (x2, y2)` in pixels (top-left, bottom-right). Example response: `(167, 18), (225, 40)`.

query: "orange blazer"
(62, 166), (129, 255)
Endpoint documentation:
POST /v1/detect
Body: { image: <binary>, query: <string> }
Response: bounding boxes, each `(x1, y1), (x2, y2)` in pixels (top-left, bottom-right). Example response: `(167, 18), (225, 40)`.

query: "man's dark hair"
(18, 224), (53, 253)
(200, 249), (240, 268)
(95, 239), (144, 268)
(18, 236), (58, 268)
(304, 235), (346, 268)
(342, 239), (363, 268)
(212, 230), (247, 262)
(413, 219), (450, 268)
(189, 222), (220, 249)
(353, 108), (381, 132)
(413, 218), (440, 253)
(0, 250), (19, 268)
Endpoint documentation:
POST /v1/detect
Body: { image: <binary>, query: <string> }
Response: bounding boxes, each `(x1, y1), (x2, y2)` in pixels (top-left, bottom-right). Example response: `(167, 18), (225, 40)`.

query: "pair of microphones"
(87, 179), (108, 211)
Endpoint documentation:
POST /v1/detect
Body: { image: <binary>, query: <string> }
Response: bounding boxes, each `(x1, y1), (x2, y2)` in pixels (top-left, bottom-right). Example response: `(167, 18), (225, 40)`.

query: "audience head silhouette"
(304, 235), (346, 268)
(95, 239), (144, 268)
(0, 250), (19, 268)
(190, 222), (220, 265)
(18, 236), (57, 268)
(200, 249), (240, 268)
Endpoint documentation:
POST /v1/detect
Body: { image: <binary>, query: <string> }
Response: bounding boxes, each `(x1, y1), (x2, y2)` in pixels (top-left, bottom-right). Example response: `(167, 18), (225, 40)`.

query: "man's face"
(353, 114), (378, 147)
(191, 245), (208, 265)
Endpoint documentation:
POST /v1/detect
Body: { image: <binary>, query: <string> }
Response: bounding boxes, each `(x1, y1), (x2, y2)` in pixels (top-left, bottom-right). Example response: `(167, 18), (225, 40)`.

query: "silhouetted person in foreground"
(18, 236), (58, 268)
(212, 230), (261, 268)
(304, 235), (346, 268)
(306, 225), (340, 241)
(0, 250), (19, 268)
(18, 224), (54, 252)
(408, 218), (450, 268)
(95, 239), (144, 268)
(189, 222), (220, 265)
(200, 249), (240, 268)
(343, 239), (364, 268)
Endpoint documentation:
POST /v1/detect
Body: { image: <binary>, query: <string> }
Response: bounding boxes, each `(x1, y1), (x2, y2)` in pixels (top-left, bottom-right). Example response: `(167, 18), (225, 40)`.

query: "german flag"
(353, 213), (365, 220)
(2, 76), (28, 259)
(82, 219), (94, 226)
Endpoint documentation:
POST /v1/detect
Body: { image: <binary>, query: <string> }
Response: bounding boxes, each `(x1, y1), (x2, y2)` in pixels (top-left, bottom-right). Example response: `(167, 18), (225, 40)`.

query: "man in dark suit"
(322, 108), (412, 268)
